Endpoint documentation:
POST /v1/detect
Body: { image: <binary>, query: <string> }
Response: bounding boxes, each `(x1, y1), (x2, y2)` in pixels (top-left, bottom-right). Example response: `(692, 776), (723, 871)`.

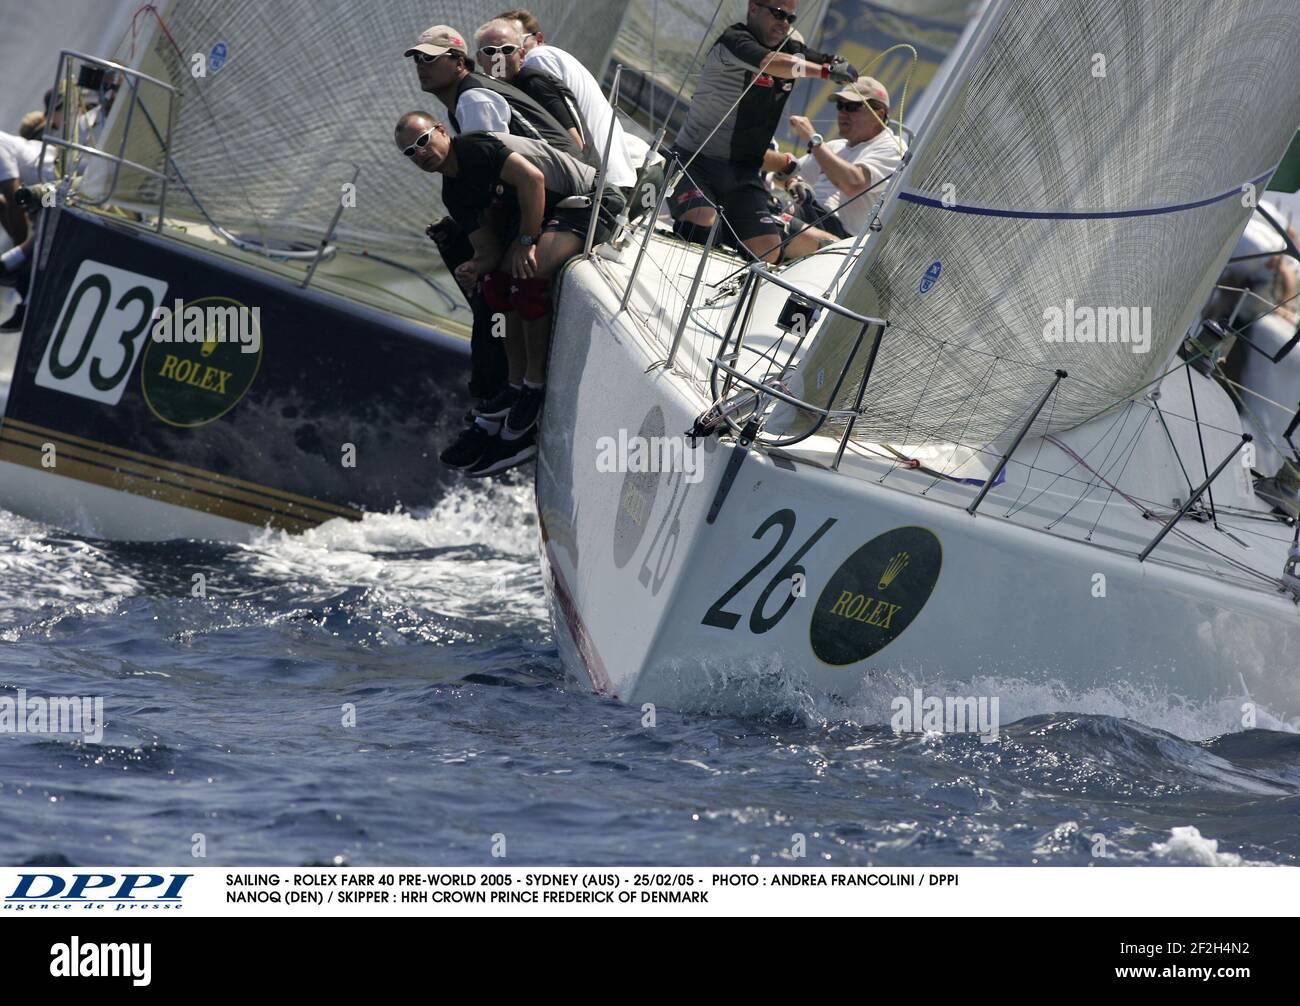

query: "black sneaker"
(466, 427), (537, 477)
(439, 422), (495, 470)
(474, 385), (520, 422)
(0, 302), (24, 332)
(505, 384), (545, 436)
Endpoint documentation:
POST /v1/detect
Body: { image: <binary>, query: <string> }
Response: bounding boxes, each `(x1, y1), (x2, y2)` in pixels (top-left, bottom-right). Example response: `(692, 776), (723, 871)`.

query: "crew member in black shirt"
(396, 111), (624, 478)
(403, 23), (596, 471)
(669, 0), (857, 263)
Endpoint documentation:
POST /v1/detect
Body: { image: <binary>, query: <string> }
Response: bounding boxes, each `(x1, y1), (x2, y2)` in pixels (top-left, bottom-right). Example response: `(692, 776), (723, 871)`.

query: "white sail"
(775, 0), (1300, 446)
(0, 0), (138, 136)
(100, 0), (632, 253)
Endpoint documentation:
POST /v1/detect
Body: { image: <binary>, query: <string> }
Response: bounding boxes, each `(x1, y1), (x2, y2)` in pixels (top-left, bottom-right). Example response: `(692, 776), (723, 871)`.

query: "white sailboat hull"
(538, 259), (1300, 717)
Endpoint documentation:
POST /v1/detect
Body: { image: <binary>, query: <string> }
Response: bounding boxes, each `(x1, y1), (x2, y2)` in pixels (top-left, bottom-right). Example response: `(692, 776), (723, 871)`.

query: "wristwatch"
(808, 133), (824, 151)
(517, 233), (538, 246)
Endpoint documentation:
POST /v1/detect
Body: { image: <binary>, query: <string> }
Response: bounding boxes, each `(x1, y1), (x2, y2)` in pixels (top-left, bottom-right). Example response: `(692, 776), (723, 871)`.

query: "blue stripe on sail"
(898, 168), (1277, 220)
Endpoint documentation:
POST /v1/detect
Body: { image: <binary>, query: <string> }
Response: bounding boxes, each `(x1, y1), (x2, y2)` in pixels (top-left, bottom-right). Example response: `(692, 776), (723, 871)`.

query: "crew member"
(18, 112), (45, 141)
(404, 23), (594, 470)
(396, 112), (624, 477)
(785, 76), (906, 239)
(668, 0), (857, 263)
(0, 129), (55, 333)
(473, 19), (592, 156)
(405, 24), (594, 164)
(495, 8), (646, 199)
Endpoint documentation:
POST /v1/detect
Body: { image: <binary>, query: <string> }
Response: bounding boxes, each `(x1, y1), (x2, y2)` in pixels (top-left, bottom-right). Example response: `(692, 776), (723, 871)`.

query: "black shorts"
(792, 193), (851, 240)
(668, 149), (782, 245)
(542, 187), (626, 245)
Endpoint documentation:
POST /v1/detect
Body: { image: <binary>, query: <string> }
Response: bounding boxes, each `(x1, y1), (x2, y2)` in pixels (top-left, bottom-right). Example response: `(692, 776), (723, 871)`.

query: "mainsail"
(98, 0), (631, 254)
(775, 0), (1300, 446)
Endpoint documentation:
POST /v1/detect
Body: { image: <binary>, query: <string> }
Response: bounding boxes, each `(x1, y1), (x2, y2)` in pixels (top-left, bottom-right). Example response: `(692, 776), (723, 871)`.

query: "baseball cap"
(404, 25), (472, 62)
(833, 75), (889, 106)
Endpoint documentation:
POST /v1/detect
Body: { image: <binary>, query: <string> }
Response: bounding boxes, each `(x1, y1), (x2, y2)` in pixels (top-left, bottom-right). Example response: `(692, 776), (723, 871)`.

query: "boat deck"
(592, 225), (1297, 603)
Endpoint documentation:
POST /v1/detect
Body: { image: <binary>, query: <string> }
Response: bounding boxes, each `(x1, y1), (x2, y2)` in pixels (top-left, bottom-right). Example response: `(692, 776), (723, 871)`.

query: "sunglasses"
(758, 3), (797, 24)
(838, 99), (886, 114)
(411, 51), (449, 65)
(401, 126), (436, 157)
(478, 44), (520, 57)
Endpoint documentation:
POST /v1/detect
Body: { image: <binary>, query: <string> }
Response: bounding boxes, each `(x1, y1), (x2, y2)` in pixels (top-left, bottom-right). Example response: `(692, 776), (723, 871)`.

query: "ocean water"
(1, 481), (1299, 868)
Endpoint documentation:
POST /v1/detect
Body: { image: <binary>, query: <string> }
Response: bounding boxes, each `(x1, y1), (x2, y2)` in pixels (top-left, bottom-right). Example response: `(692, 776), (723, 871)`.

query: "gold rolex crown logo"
(878, 551), (909, 590)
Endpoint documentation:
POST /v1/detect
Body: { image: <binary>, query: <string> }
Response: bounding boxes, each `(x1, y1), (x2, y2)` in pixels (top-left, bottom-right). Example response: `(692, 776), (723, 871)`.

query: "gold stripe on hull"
(0, 418), (362, 533)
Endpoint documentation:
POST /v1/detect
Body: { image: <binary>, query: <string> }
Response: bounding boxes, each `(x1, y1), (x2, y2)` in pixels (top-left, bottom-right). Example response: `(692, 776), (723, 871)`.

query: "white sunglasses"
(401, 126), (436, 157)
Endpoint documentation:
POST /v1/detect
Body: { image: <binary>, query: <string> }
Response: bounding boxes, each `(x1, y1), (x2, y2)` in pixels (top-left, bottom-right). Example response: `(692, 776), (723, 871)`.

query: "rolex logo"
(878, 551), (909, 590)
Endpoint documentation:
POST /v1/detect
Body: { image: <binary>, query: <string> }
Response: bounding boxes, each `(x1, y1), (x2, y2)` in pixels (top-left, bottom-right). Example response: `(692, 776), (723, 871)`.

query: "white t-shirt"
(0, 131), (55, 187)
(522, 45), (638, 189)
(797, 130), (906, 235)
(453, 89), (511, 135)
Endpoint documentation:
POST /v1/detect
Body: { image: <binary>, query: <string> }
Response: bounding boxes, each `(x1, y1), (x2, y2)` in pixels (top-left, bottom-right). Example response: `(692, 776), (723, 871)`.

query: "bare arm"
(761, 148), (797, 174)
(453, 225), (506, 292)
(808, 144), (871, 197)
(787, 116), (872, 197)
(567, 126), (585, 151)
(499, 153), (548, 278)
(758, 52), (826, 80)
(469, 226), (505, 265)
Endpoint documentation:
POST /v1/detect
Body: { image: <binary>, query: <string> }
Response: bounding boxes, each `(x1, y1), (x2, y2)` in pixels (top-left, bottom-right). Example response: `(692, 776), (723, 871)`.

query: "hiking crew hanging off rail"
(396, 113), (624, 478)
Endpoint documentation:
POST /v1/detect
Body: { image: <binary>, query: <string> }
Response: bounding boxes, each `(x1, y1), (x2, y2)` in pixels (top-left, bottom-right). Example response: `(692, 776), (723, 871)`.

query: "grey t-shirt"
(447, 131), (597, 224)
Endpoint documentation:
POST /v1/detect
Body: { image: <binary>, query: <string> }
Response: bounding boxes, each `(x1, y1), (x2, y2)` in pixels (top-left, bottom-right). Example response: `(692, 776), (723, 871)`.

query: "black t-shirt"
(514, 65), (588, 142)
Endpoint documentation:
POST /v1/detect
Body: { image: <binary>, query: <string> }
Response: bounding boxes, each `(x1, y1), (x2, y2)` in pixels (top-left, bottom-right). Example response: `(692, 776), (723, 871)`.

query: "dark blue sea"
(2, 481), (1299, 868)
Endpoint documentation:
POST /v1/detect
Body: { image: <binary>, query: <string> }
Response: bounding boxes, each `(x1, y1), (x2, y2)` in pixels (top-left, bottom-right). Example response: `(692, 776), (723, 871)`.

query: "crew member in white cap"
(785, 75), (906, 238)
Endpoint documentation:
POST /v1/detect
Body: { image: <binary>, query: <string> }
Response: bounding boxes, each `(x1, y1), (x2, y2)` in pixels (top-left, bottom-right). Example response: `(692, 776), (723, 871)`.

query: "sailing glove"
(827, 59), (860, 84)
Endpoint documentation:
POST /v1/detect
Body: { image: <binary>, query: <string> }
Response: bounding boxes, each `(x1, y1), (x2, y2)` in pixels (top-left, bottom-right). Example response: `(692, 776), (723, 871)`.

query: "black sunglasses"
(411, 52), (448, 65)
(757, 3), (797, 24)
(837, 99), (886, 114)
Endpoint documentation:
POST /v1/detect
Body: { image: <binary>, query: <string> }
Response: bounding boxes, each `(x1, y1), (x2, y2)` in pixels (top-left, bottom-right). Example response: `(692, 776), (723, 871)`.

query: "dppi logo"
(919, 260), (942, 294)
(5, 873), (192, 911)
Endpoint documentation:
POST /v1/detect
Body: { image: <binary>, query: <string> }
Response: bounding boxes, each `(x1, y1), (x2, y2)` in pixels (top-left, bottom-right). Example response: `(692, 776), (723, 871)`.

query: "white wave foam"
(830, 671), (1298, 742)
(237, 482), (545, 623)
(0, 524), (141, 623)
(1149, 826), (1257, 866)
(252, 482), (538, 557)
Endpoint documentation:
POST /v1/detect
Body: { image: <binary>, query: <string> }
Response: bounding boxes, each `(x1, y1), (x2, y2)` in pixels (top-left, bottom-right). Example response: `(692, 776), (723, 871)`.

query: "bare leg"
(741, 233), (782, 264)
(521, 230), (583, 384)
(676, 206), (717, 231)
(781, 225), (838, 261)
(504, 314), (526, 386)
